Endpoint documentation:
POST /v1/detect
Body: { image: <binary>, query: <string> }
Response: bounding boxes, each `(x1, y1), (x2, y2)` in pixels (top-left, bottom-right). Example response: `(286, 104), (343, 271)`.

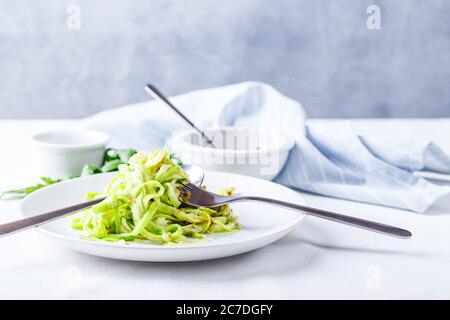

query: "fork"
(179, 183), (412, 239)
(0, 165), (205, 238)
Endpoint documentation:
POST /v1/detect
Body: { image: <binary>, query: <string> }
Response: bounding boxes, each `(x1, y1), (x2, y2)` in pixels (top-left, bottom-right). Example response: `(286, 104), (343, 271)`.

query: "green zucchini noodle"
(71, 148), (240, 245)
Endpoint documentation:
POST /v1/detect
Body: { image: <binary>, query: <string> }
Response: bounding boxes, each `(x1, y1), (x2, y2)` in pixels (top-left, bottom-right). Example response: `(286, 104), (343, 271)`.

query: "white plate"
(20, 171), (307, 262)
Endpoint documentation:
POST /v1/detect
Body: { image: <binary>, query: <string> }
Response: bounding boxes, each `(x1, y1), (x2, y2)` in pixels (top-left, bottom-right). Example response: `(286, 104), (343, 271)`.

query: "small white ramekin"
(167, 127), (294, 180)
(31, 129), (109, 178)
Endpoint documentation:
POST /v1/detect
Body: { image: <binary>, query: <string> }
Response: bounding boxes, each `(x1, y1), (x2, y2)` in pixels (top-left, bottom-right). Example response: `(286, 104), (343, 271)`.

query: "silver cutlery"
(144, 84), (216, 148)
(179, 183), (412, 239)
(0, 165), (204, 237)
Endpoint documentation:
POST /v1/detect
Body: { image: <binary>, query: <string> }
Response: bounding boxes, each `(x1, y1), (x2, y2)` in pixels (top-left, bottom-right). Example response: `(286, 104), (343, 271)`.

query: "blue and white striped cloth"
(85, 81), (450, 213)
(276, 121), (450, 212)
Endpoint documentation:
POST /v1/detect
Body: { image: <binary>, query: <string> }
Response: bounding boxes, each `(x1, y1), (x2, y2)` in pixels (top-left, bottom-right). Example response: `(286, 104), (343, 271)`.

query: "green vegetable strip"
(0, 148), (139, 200)
(72, 147), (240, 245)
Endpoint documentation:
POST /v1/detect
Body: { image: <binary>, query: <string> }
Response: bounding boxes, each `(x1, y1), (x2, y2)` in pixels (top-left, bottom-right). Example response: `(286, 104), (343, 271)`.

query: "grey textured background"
(0, 0), (449, 119)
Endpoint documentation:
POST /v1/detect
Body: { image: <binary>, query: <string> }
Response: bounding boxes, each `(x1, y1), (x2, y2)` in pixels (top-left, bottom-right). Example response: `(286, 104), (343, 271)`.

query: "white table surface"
(1, 118), (450, 299)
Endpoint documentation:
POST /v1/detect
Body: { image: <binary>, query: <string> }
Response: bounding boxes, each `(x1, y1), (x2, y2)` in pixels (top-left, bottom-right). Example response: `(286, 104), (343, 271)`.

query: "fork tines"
(180, 182), (193, 191)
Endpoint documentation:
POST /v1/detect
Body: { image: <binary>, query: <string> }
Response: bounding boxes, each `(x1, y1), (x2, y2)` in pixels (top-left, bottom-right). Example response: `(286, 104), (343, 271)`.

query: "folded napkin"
(84, 81), (450, 213)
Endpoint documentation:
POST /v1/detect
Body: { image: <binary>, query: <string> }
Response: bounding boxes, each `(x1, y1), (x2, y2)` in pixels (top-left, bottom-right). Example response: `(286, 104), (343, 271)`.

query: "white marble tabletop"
(1, 119), (449, 299)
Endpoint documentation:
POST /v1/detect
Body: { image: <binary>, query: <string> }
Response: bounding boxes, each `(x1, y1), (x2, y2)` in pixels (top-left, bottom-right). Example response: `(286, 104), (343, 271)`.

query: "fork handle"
(232, 196), (412, 239)
(0, 197), (105, 237)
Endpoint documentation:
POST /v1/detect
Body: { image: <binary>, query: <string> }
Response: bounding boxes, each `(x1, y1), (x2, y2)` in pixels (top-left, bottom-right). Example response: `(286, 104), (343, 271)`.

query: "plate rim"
(20, 170), (307, 250)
